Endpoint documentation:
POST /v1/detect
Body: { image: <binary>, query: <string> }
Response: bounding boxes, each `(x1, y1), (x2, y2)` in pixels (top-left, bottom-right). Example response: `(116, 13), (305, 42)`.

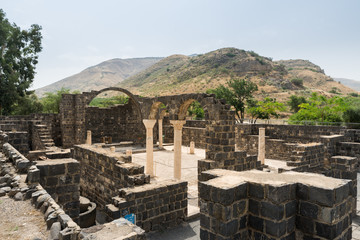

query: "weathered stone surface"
(49, 222), (61, 240)
(14, 192), (23, 201)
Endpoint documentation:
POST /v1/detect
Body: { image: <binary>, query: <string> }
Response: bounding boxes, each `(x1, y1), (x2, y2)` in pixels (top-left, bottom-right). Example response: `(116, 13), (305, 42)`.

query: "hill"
(118, 48), (355, 102)
(334, 78), (360, 91)
(35, 57), (162, 97)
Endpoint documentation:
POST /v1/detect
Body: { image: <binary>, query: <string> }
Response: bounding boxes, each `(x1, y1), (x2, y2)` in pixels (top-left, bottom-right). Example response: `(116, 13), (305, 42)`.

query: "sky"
(2, 0), (360, 89)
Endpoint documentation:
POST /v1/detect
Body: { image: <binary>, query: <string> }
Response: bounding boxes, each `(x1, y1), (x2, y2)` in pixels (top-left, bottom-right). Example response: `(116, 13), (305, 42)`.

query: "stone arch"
(177, 97), (209, 121)
(148, 101), (168, 120)
(85, 87), (142, 119)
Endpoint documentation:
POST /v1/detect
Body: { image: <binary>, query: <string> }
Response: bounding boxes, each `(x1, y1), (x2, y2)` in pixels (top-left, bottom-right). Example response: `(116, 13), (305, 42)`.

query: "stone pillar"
(258, 128), (265, 165)
(170, 120), (186, 180)
(190, 141), (195, 154)
(110, 146), (115, 152)
(143, 119), (157, 177)
(158, 119), (163, 148)
(126, 149), (132, 156)
(86, 130), (92, 145)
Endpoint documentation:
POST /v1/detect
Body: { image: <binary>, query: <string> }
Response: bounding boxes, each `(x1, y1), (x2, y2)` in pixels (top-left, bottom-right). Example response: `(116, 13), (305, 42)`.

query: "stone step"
(286, 161), (303, 167)
(127, 174), (150, 186)
(118, 163), (145, 175)
(105, 204), (120, 220)
(45, 151), (71, 159)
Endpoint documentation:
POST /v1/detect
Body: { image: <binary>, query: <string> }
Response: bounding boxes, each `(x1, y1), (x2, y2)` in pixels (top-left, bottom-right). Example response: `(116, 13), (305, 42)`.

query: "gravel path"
(0, 196), (49, 240)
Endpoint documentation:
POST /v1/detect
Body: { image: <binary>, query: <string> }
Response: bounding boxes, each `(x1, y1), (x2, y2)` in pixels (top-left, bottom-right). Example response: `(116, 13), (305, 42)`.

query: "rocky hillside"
(117, 48), (355, 102)
(35, 57), (162, 97)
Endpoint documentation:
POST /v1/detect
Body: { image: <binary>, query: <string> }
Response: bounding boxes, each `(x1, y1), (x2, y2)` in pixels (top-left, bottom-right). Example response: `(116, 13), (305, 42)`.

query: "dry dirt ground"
(0, 195), (49, 240)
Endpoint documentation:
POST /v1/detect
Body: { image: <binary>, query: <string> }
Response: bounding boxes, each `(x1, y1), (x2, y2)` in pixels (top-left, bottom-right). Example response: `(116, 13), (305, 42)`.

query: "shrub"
(291, 78), (303, 87)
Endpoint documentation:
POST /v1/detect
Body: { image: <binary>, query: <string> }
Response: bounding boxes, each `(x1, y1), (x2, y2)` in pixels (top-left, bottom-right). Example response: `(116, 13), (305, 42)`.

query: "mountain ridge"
(35, 57), (163, 97)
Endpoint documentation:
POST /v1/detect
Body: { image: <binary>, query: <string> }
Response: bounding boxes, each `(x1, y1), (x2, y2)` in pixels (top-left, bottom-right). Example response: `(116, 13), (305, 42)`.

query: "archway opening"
(85, 90), (145, 145)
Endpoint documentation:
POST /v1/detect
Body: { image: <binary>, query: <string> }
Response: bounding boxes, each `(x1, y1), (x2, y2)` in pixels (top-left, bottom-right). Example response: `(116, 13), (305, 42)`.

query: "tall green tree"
(208, 78), (258, 122)
(288, 95), (307, 112)
(248, 97), (286, 123)
(10, 92), (43, 115)
(41, 88), (73, 113)
(0, 9), (42, 115)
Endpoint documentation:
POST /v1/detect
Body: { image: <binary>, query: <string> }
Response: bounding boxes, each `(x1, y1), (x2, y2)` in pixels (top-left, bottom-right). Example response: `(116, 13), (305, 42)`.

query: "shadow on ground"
(146, 218), (200, 240)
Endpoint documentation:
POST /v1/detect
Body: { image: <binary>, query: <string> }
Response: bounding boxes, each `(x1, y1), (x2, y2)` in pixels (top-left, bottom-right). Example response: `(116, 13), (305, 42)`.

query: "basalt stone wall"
(6, 131), (29, 154)
(0, 114), (61, 147)
(236, 124), (345, 145)
(163, 119), (207, 148)
(107, 180), (188, 232)
(325, 156), (358, 216)
(287, 143), (325, 170)
(72, 145), (148, 209)
(2, 142), (31, 173)
(36, 159), (80, 221)
(337, 142), (360, 166)
(85, 102), (145, 144)
(199, 169), (353, 240)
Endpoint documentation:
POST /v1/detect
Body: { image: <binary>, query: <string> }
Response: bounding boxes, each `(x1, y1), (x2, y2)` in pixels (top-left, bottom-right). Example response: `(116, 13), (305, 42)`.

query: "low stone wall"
(164, 120), (207, 149)
(337, 142), (360, 166)
(73, 145), (149, 209)
(199, 169), (353, 239)
(106, 180), (188, 232)
(2, 143), (31, 173)
(6, 132), (29, 154)
(36, 159), (81, 221)
(287, 143), (325, 170)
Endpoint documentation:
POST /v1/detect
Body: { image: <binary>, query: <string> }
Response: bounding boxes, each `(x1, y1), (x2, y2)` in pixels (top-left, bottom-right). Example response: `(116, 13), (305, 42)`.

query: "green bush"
(291, 78), (303, 87)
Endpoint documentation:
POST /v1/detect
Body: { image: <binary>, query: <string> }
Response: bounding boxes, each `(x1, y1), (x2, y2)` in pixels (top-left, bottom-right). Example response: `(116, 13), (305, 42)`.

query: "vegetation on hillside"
(207, 78), (258, 123)
(89, 95), (129, 108)
(0, 9), (42, 115)
(288, 93), (360, 125)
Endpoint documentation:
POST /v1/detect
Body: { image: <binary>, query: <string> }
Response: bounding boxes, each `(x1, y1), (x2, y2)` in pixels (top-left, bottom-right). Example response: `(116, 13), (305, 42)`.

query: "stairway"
(34, 124), (55, 149)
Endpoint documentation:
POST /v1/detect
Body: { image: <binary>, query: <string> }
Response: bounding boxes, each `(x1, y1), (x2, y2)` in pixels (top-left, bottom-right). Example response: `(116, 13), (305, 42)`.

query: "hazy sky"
(2, 0), (360, 89)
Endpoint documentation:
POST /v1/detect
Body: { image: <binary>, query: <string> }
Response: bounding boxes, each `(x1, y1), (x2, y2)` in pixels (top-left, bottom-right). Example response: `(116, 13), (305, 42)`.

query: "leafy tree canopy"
(207, 78), (258, 122)
(0, 9), (42, 115)
(248, 97), (286, 123)
(41, 88), (80, 113)
(289, 93), (349, 124)
(187, 101), (204, 120)
(288, 95), (307, 113)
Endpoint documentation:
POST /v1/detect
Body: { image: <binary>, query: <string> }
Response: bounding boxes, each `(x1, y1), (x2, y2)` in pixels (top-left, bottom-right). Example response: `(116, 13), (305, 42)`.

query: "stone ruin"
(0, 87), (359, 239)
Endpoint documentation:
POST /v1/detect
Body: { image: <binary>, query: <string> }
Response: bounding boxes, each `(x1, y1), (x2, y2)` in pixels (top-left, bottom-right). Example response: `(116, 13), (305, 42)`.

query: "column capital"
(143, 119), (156, 128)
(170, 120), (186, 130)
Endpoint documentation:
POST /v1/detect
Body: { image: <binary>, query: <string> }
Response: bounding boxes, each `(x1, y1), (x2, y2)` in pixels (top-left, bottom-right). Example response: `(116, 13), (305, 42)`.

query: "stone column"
(158, 119), (163, 148)
(143, 119), (156, 177)
(190, 141), (195, 154)
(110, 146), (116, 152)
(258, 128), (265, 165)
(86, 130), (92, 145)
(170, 120), (186, 180)
(126, 149), (132, 156)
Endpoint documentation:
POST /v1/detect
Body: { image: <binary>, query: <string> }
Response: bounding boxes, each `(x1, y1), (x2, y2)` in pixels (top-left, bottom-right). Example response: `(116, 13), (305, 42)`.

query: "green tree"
(288, 95), (307, 112)
(89, 95), (129, 108)
(0, 9), (42, 115)
(289, 93), (348, 124)
(10, 92), (42, 115)
(208, 78), (258, 122)
(248, 98), (286, 123)
(187, 101), (204, 120)
(41, 88), (76, 113)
